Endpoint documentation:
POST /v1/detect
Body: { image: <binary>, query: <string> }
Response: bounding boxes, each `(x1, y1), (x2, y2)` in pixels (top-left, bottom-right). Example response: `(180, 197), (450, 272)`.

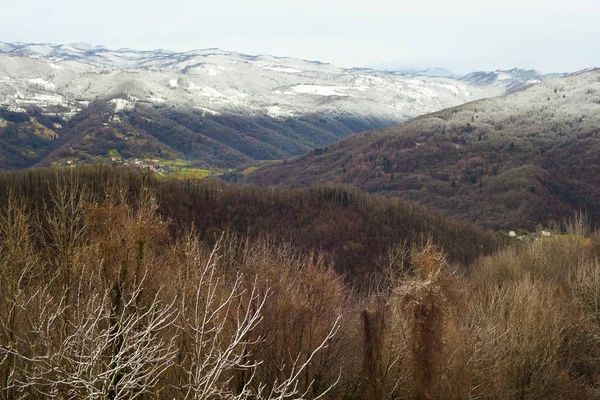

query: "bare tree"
(0, 192), (42, 400)
(2, 193), (343, 400)
(176, 234), (341, 400)
(176, 234), (267, 400)
(3, 272), (177, 400)
(254, 317), (340, 400)
(42, 172), (87, 290)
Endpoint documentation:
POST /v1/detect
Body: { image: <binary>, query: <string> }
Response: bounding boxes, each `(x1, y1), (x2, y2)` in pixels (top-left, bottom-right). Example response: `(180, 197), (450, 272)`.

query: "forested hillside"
(0, 100), (399, 171)
(0, 168), (500, 278)
(249, 69), (600, 230)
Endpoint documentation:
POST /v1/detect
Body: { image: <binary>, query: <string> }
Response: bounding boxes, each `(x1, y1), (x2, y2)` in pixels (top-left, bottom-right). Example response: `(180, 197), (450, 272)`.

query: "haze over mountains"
(250, 69), (600, 229)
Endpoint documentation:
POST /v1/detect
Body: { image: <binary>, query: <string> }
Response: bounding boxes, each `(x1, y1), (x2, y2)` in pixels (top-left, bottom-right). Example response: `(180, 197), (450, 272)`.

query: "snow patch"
(7, 105), (27, 113)
(188, 83), (225, 98)
(439, 84), (460, 95)
(266, 105), (293, 117)
(110, 98), (134, 111)
(405, 79), (423, 86)
(261, 66), (302, 74)
(356, 75), (385, 85)
(290, 85), (351, 97)
(28, 78), (56, 91)
(33, 94), (63, 102)
(195, 106), (221, 115)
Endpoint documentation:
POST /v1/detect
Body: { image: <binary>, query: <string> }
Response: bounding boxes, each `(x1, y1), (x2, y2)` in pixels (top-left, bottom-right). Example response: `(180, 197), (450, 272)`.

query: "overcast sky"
(1, 0), (598, 74)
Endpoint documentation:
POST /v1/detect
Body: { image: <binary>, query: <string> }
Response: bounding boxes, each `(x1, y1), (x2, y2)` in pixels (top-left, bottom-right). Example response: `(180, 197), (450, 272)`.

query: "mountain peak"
(68, 42), (93, 51)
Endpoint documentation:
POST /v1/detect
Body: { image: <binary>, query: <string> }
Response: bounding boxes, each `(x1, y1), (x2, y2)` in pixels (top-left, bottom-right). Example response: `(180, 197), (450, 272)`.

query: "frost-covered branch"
(4, 274), (178, 400)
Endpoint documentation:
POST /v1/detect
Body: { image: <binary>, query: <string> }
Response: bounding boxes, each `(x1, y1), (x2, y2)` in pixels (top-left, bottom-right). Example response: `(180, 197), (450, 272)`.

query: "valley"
(1, 37), (600, 399)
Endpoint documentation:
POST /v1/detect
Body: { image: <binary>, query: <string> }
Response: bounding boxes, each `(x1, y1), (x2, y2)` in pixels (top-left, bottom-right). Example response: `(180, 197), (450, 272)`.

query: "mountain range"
(0, 41), (496, 121)
(0, 41), (562, 170)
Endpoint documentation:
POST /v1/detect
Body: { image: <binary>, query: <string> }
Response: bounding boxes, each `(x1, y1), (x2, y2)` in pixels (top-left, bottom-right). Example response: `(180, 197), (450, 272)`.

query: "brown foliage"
(1, 168), (599, 399)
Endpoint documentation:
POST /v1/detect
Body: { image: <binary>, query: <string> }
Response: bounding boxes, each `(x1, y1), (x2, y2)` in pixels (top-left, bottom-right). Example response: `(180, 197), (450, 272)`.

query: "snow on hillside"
(460, 68), (565, 94)
(0, 41), (511, 122)
(407, 68), (456, 78)
(450, 69), (600, 130)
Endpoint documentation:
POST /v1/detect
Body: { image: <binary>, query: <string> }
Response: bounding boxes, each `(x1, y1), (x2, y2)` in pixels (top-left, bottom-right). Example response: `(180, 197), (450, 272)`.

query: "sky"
(1, 0), (599, 74)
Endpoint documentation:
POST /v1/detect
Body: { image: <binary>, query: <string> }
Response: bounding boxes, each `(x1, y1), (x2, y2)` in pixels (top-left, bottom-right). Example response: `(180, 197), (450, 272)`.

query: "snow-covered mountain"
(404, 68), (456, 78)
(0, 41), (569, 171)
(0, 41), (512, 124)
(460, 68), (564, 94)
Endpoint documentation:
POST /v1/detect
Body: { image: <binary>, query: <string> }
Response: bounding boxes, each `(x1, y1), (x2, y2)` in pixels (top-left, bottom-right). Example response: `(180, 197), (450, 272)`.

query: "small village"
(58, 155), (215, 179)
(61, 157), (167, 175)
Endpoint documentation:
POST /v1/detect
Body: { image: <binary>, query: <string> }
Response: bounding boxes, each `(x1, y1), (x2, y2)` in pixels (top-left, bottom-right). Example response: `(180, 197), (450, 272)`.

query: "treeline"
(0, 168), (502, 281)
(1, 169), (600, 398)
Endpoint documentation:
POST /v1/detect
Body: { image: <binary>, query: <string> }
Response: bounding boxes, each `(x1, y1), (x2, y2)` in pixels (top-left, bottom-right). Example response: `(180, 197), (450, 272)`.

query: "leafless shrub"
(2, 271), (177, 400)
(564, 210), (591, 237)
(0, 192), (43, 400)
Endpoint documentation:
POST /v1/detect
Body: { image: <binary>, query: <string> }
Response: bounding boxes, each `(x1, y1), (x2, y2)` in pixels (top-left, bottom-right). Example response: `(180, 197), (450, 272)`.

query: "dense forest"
(0, 100), (394, 171)
(0, 168), (501, 280)
(1, 168), (599, 399)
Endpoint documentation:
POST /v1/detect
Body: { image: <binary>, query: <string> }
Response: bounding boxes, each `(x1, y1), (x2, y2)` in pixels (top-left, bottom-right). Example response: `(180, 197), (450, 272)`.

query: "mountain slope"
(0, 97), (397, 170)
(460, 68), (564, 94)
(249, 69), (600, 229)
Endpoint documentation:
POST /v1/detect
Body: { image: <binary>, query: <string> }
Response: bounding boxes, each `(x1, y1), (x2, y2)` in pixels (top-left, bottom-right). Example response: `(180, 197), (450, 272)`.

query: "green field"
(168, 167), (212, 178)
(108, 149), (122, 158)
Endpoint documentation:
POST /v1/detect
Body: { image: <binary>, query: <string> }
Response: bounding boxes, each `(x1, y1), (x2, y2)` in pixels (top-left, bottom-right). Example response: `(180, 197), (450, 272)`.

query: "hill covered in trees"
(0, 99), (403, 171)
(0, 168), (501, 279)
(249, 69), (600, 230)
